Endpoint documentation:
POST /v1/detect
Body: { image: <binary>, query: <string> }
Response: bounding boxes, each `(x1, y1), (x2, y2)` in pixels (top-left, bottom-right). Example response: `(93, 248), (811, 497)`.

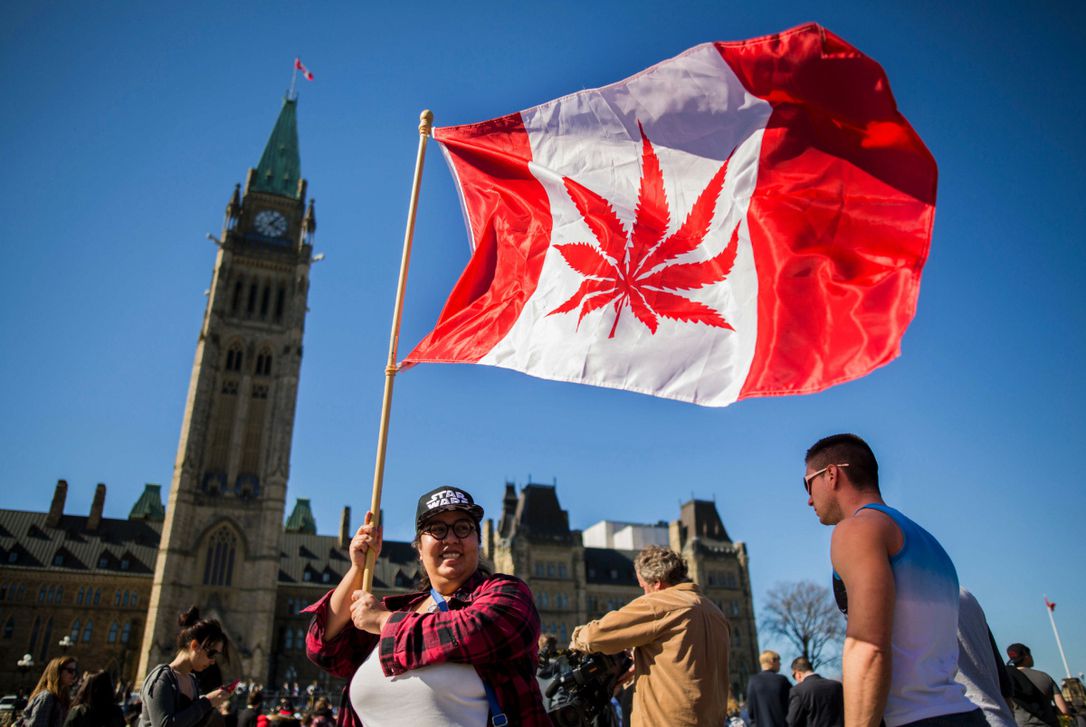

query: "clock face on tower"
(254, 209), (288, 238)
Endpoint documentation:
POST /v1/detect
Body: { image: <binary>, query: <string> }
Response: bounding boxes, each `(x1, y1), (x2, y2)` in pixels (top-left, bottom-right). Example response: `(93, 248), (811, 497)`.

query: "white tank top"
(349, 648), (488, 727)
(834, 505), (976, 727)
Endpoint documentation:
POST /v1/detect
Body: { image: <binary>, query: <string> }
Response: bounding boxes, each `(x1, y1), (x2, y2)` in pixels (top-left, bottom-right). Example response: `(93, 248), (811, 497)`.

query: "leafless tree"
(761, 580), (845, 670)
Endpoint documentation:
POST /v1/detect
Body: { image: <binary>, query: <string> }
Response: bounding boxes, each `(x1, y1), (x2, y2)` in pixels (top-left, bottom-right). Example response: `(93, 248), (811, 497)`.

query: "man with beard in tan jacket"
(570, 545), (731, 726)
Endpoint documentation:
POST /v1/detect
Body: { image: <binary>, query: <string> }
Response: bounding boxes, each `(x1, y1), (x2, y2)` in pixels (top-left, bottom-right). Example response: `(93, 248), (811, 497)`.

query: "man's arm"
(787, 683), (806, 727)
(747, 676), (760, 727)
(1053, 688), (1070, 716)
(571, 596), (658, 654)
(831, 512), (898, 727)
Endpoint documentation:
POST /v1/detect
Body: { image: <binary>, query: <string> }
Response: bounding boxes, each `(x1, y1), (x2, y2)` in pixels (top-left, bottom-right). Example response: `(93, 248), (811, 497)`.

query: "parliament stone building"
(0, 96), (760, 697)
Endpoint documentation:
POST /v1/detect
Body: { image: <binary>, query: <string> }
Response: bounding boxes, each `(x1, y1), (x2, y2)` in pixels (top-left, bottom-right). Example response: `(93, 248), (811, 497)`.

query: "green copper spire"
(251, 97), (302, 198)
(285, 498), (317, 534)
(129, 484), (166, 522)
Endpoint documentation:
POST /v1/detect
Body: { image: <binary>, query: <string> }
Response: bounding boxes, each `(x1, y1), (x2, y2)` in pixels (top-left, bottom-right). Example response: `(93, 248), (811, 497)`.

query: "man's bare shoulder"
(831, 509), (899, 567)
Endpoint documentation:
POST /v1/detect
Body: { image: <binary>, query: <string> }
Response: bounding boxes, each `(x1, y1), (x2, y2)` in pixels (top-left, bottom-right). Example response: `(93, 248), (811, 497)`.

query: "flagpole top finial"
(419, 109), (434, 135)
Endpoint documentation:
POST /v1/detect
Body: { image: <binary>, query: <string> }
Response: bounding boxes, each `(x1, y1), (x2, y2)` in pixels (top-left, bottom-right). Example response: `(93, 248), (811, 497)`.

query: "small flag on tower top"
(294, 57), (314, 81)
(1045, 597), (1056, 611)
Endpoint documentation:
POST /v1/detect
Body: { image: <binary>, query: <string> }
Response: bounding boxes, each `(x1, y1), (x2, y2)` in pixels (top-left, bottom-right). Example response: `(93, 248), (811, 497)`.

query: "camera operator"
(569, 545), (731, 726)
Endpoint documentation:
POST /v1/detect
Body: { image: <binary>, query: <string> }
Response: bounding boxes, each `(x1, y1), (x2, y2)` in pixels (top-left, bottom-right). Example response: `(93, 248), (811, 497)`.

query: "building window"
(283, 628), (294, 651)
(534, 563), (544, 578)
(70, 619), (81, 642)
(82, 619), (93, 643)
(39, 618), (52, 661)
(28, 616), (40, 653)
(120, 558), (130, 571)
(7, 552), (16, 563)
(274, 287), (286, 322)
(2, 617), (13, 639)
(0, 583), (6, 601)
(303, 571), (312, 582)
(77, 587), (84, 606)
(123, 592), (129, 607)
(93, 589), (101, 606)
(203, 528), (238, 586)
(121, 622), (132, 644)
(232, 279), (243, 313)
(38, 587), (47, 603)
(547, 563), (555, 578)
(114, 591), (122, 606)
(538, 592), (549, 608)
(54, 586), (63, 604)
(53, 554), (64, 566)
(99, 556), (110, 568)
(558, 564), (568, 578)
(132, 593), (139, 608)
(226, 346), (244, 373)
(108, 622), (119, 644)
(255, 351), (273, 377)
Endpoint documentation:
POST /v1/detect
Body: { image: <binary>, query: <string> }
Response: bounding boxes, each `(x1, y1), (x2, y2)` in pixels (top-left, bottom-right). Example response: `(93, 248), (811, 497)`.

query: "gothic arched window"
(82, 619), (93, 642)
(70, 619), (80, 642)
(108, 622), (119, 643)
(121, 621), (132, 644)
(202, 528), (238, 586)
(226, 346), (244, 373)
(254, 350), (273, 377)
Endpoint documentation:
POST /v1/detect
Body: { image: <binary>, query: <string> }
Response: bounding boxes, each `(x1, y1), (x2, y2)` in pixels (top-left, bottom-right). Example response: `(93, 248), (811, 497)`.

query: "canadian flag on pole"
(1045, 597), (1056, 612)
(405, 24), (937, 407)
(294, 57), (314, 81)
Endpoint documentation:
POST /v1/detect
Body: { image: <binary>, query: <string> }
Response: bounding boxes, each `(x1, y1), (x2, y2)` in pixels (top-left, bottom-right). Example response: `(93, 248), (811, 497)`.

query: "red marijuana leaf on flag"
(548, 122), (739, 338)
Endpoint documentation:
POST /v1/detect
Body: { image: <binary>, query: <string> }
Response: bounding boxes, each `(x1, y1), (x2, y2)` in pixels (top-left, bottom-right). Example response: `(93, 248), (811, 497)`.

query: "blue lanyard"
(429, 588), (509, 727)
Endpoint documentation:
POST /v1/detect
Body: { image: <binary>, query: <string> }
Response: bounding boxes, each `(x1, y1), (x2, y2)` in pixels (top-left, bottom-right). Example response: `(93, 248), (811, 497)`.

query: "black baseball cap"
(1007, 643), (1031, 666)
(415, 486), (484, 530)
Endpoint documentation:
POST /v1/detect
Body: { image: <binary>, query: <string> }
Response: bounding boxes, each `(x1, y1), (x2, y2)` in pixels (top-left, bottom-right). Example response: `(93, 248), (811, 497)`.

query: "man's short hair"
(806, 433), (879, 491)
(634, 545), (688, 586)
(791, 656), (814, 673)
(759, 650), (781, 669)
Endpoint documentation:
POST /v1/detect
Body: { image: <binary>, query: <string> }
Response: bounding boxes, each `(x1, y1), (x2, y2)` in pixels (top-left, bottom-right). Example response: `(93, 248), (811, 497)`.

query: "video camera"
(538, 649), (632, 727)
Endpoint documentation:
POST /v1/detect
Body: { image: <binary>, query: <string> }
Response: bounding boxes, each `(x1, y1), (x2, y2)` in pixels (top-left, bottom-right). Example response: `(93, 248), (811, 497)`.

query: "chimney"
(46, 479), (68, 527)
(88, 483), (106, 532)
(339, 506), (351, 549)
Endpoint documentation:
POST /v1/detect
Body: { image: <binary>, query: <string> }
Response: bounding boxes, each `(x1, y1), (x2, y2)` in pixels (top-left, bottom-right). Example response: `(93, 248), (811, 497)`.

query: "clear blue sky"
(2, 1), (1083, 678)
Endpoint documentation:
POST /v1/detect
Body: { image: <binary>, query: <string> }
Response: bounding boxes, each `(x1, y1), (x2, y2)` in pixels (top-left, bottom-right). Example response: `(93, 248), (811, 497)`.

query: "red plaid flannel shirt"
(303, 571), (549, 726)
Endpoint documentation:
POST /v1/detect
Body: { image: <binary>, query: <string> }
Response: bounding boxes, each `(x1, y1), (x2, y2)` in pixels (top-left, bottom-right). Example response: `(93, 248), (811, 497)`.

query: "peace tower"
(137, 97), (317, 681)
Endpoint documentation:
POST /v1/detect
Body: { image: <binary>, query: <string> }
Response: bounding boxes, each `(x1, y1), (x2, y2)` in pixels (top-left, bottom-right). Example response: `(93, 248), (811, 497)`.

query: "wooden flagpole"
(362, 109), (434, 592)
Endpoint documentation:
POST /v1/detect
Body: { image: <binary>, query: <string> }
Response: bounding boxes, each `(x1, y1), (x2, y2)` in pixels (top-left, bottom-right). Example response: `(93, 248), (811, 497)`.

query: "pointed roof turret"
(129, 484), (166, 522)
(285, 498), (317, 534)
(251, 97), (302, 199)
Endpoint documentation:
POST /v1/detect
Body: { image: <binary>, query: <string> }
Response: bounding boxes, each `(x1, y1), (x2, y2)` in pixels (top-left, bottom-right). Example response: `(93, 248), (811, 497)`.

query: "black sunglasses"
(421, 519), (477, 541)
(62, 666), (78, 674)
(803, 463), (849, 495)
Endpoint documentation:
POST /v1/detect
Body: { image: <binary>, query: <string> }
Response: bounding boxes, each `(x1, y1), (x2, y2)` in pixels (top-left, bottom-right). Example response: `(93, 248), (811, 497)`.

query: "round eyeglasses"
(421, 519), (477, 541)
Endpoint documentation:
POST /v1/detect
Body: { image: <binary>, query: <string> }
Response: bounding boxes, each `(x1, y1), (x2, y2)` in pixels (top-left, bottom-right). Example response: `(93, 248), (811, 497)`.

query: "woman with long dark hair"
(64, 670), (125, 727)
(21, 656), (77, 727)
(138, 606), (231, 727)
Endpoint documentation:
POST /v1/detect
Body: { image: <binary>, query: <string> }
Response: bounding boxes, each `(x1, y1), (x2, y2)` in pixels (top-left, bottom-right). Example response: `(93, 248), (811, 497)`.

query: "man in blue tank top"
(803, 434), (983, 727)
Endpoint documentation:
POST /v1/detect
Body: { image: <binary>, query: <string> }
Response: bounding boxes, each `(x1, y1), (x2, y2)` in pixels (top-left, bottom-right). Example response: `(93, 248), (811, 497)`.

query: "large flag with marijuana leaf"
(405, 23), (937, 407)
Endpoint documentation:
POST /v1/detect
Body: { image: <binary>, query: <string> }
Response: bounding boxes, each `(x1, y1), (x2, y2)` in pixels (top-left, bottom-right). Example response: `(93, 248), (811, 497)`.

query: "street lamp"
(58, 635), (73, 652)
(17, 653), (34, 691)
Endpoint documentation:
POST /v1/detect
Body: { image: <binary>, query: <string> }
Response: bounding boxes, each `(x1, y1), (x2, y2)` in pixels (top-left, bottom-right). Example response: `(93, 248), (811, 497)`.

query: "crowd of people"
(5, 434), (1083, 727)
